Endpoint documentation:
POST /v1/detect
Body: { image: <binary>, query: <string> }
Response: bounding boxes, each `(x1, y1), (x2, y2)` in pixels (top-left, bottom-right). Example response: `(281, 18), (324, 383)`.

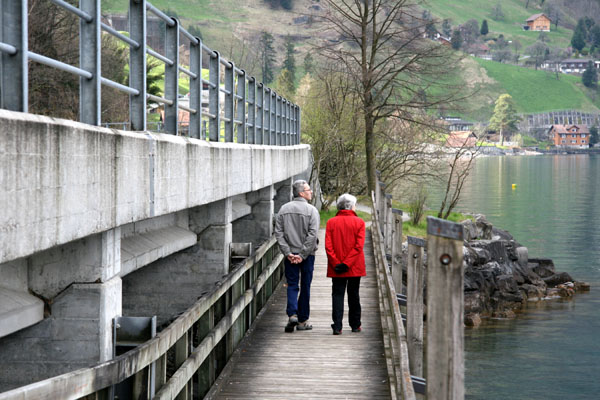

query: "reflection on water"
(420, 154), (600, 400)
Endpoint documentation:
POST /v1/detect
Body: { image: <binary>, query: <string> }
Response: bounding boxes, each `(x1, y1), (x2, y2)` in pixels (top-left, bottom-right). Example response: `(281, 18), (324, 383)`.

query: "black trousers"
(331, 277), (362, 331)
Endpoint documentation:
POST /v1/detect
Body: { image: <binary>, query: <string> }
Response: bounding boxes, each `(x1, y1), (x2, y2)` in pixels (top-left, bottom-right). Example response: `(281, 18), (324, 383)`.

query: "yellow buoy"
(512, 184), (517, 190)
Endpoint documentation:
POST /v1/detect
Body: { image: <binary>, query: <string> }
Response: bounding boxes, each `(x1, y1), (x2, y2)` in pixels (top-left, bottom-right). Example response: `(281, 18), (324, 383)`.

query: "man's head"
(292, 179), (312, 201)
(336, 193), (357, 211)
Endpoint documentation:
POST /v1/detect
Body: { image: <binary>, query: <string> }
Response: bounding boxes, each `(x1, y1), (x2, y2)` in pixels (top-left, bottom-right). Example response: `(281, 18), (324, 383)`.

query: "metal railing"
(0, 0), (300, 144)
(0, 236), (284, 400)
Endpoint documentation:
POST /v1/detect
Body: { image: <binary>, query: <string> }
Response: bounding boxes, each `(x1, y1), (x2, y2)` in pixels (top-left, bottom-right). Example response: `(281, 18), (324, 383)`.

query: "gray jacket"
(274, 197), (320, 260)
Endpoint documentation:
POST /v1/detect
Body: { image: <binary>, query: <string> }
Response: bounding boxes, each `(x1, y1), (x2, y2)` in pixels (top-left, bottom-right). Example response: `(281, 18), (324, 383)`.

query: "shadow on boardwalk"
(208, 229), (390, 399)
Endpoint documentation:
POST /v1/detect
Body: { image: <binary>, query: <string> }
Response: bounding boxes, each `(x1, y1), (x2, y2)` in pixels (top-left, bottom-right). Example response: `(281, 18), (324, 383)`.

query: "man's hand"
(287, 254), (303, 264)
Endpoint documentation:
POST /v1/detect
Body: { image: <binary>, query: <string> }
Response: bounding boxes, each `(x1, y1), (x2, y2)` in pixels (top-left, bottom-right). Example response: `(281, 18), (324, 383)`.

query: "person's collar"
(293, 197), (308, 203)
(337, 209), (357, 216)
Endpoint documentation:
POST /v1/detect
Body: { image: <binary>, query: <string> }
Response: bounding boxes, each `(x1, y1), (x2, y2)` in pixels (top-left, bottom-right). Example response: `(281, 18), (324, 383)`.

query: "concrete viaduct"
(0, 109), (312, 391)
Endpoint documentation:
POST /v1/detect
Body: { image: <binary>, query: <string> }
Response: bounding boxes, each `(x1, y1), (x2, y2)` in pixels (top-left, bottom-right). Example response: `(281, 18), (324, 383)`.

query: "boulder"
(465, 313), (482, 327)
(543, 272), (573, 287)
(529, 258), (556, 278)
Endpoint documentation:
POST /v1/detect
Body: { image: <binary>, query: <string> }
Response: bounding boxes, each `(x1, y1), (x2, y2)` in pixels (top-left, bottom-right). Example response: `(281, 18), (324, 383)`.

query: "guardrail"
(0, 237), (284, 400)
(372, 176), (466, 400)
(0, 0), (299, 144)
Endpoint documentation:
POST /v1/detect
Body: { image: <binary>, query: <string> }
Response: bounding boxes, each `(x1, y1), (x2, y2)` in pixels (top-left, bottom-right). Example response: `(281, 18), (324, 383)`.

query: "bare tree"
(318, 0), (467, 193)
(437, 140), (478, 219)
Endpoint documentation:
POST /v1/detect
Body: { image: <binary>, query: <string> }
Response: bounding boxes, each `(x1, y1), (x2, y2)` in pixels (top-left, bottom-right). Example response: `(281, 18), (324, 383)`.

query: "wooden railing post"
(175, 331), (190, 400)
(426, 216), (464, 400)
(407, 236), (425, 378)
(391, 208), (403, 294)
(385, 194), (393, 255)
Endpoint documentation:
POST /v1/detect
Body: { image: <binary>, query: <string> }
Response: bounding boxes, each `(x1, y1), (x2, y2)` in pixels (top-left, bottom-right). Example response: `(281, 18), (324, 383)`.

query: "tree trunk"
(365, 112), (376, 194)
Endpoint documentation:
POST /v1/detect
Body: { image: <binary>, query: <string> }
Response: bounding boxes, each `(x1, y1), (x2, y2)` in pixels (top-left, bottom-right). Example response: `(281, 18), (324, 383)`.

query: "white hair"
(336, 193), (357, 210)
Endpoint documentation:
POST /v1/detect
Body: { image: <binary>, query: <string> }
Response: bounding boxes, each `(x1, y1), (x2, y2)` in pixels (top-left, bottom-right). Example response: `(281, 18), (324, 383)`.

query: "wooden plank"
(208, 230), (391, 399)
(426, 217), (465, 400)
(407, 239), (425, 377)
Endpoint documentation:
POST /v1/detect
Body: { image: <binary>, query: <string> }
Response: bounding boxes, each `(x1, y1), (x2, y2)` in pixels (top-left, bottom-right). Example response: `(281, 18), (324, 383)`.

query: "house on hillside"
(441, 117), (474, 132)
(560, 59), (598, 74)
(525, 13), (551, 31)
(549, 124), (590, 148)
(446, 131), (478, 148)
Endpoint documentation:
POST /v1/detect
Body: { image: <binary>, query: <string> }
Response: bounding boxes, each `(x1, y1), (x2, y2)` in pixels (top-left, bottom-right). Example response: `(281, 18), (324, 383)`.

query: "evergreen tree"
(259, 31), (276, 84)
(283, 35), (296, 83)
(489, 94), (520, 145)
(441, 18), (452, 38)
(303, 52), (314, 74)
(590, 126), (599, 146)
(451, 29), (462, 50)
(571, 20), (587, 52)
(480, 20), (489, 36)
(582, 61), (598, 88)
(274, 69), (295, 99)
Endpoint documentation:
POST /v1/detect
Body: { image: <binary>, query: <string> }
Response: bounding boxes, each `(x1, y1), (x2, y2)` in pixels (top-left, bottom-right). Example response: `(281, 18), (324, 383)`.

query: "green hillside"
(455, 58), (600, 121)
(424, 0), (574, 49)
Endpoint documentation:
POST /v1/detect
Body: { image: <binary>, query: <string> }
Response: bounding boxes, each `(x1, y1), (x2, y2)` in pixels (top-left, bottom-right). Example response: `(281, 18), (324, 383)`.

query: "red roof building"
(549, 124), (590, 148)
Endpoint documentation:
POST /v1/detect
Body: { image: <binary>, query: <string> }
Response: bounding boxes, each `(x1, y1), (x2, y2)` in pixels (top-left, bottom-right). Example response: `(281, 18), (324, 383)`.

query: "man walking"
(274, 179), (320, 332)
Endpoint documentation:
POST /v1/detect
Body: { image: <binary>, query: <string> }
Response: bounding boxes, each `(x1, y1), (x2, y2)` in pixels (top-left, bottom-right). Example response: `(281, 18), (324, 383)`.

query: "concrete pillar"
(0, 229), (122, 392)
(274, 178), (293, 214)
(189, 198), (233, 275)
(232, 185), (274, 246)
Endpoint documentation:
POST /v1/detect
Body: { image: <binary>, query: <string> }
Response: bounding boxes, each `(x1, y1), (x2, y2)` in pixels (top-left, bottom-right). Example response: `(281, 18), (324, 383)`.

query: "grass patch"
(319, 209), (371, 228)
(474, 59), (599, 114)
(401, 209), (474, 240)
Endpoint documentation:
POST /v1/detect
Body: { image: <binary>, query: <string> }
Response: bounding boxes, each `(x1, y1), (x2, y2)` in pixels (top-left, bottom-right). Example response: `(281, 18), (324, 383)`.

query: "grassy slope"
(424, 0), (574, 49)
(473, 58), (600, 113)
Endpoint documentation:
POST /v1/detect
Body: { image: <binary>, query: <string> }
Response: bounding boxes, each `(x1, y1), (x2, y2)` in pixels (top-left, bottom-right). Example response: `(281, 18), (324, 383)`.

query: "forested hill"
(101, 0), (600, 118)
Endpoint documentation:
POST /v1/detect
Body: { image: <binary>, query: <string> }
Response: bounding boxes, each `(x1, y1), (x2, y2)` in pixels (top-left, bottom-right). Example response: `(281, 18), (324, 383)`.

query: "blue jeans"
(285, 255), (315, 323)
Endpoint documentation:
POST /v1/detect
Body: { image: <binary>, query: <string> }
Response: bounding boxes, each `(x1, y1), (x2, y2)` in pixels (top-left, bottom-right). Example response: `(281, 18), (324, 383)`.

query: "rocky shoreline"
(460, 215), (590, 326)
(400, 215), (591, 327)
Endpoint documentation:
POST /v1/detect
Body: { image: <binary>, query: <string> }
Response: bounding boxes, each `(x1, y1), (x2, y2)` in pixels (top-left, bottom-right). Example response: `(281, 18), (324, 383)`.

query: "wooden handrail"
(0, 237), (283, 400)
(370, 192), (416, 400)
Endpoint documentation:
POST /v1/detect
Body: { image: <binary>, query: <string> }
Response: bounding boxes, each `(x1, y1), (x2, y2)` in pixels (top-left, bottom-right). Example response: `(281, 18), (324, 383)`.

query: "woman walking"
(325, 193), (366, 335)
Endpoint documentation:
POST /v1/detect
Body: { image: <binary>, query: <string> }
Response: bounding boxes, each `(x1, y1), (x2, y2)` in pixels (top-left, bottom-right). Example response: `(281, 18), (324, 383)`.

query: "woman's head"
(336, 193), (357, 211)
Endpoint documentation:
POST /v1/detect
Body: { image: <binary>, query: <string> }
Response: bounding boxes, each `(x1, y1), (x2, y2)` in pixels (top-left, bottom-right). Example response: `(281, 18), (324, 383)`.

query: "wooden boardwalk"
(208, 229), (390, 399)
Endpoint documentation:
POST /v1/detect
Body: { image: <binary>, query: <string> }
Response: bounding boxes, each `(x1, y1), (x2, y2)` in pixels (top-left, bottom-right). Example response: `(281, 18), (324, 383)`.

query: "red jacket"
(325, 210), (366, 278)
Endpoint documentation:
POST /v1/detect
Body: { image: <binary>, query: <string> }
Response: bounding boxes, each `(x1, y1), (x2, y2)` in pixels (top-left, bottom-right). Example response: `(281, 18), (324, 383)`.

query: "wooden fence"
(372, 177), (465, 400)
(0, 238), (284, 400)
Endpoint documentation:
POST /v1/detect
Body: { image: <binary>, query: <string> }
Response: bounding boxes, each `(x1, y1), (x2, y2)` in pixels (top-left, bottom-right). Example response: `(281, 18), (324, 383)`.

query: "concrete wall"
(0, 110), (311, 392)
(0, 109), (310, 264)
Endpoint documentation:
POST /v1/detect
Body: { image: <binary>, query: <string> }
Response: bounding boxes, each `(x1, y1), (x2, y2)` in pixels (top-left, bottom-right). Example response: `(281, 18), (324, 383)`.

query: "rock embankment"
(460, 216), (590, 326)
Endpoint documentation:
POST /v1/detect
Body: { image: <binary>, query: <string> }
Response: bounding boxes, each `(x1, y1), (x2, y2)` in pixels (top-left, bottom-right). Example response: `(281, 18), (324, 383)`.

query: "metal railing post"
(270, 91), (276, 145)
(79, 0), (101, 126)
(129, 0), (147, 131)
(1, 0), (27, 112)
(297, 105), (301, 144)
(275, 95), (281, 145)
(426, 216), (464, 400)
(189, 37), (202, 139)
(247, 76), (256, 144)
(285, 100), (290, 145)
(224, 62), (234, 142)
(208, 51), (220, 141)
(257, 83), (264, 144)
(164, 17), (179, 135)
(236, 69), (246, 143)
(407, 236), (425, 378)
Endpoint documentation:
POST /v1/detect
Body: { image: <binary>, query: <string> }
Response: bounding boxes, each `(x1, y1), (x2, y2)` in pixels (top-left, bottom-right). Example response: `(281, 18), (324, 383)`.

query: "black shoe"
(331, 323), (342, 335)
(351, 326), (362, 333)
(285, 315), (299, 333)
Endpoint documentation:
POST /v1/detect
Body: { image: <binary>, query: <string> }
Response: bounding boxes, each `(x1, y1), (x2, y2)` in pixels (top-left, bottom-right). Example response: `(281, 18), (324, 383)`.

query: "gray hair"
(292, 180), (308, 197)
(336, 193), (357, 210)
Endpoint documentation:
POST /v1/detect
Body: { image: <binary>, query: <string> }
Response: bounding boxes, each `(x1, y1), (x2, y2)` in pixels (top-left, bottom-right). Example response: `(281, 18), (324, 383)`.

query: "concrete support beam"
(274, 178), (293, 214)
(0, 277), (121, 392)
(232, 186), (275, 247)
(29, 228), (121, 300)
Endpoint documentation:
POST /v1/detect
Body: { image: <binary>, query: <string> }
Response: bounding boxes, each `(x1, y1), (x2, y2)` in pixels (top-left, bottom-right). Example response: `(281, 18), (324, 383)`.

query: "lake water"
(433, 154), (600, 399)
